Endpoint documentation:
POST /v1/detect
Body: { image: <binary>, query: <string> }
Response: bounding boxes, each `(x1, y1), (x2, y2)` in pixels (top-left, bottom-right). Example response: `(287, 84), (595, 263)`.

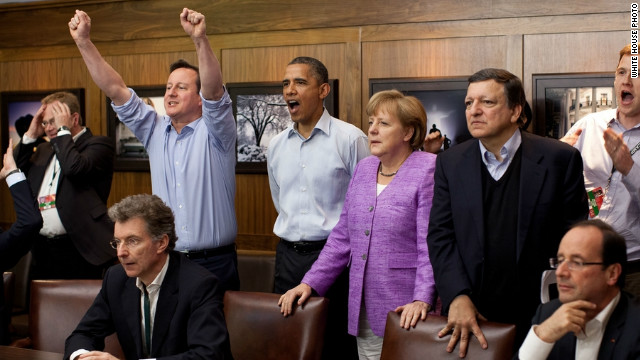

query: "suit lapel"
(29, 144), (55, 193)
(151, 253), (180, 356)
(121, 278), (144, 358)
(598, 294), (627, 360)
(456, 141), (485, 250)
(517, 132), (546, 262)
(555, 335), (577, 359)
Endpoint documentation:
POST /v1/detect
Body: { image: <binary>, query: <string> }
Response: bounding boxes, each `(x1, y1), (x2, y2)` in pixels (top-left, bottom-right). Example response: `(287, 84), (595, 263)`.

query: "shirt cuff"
(622, 162), (640, 193)
(69, 349), (90, 360)
(22, 133), (37, 144)
(57, 129), (72, 137)
(518, 326), (555, 360)
(6, 171), (26, 187)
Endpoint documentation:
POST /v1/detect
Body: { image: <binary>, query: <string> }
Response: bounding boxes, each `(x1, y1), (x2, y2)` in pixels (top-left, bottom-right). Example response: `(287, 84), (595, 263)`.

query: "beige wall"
(0, 0), (631, 250)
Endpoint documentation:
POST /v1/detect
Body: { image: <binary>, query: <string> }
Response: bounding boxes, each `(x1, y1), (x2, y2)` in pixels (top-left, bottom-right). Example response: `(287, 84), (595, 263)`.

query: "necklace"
(378, 163), (398, 177)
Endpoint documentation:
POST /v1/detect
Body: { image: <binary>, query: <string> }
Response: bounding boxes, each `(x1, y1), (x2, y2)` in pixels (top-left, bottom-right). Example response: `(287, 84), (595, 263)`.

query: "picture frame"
(228, 80), (339, 174)
(1, 88), (85, 151)
(106, 86), (166, 172)
(369, 77), (472, 151)
(532, 73), (615, 139)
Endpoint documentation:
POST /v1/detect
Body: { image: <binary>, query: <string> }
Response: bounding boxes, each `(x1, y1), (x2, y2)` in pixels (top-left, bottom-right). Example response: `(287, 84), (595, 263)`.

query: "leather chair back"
(237, 250), (275, 292)
(29, 280), (124, 358)
(3, 272), (15, 315)
(223, 290), (329, 360)
(380, 312), (516, 360)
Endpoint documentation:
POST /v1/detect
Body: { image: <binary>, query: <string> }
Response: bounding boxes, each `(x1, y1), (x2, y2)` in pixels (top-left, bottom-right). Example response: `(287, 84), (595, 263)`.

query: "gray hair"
(108, 194), (177, 251)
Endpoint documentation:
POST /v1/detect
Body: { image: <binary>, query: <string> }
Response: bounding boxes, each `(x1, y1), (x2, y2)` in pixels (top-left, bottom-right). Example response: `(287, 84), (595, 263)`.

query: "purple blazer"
(302, 151), (437, 337)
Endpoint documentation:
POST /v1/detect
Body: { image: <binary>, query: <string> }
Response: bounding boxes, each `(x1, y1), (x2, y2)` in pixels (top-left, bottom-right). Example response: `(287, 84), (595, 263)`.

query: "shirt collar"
(479, 128), (522, 165)
(72, 127), (87, 142)
(136, 254), (170, 291)
(580, 291), (621, 339)
(165, 118), (200, 134)
(289, 108), (331, 139)
(613, 109), (640, 130)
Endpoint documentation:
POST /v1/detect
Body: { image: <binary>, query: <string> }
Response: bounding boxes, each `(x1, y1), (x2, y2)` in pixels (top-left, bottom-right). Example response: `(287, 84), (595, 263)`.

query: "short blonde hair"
(366, 89), (427, 150)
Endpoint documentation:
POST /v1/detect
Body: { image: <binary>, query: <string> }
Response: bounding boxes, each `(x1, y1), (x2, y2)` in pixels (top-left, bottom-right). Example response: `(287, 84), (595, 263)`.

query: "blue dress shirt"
(267, 109), (369, 241)
(479, 129), (522, 180)
(112, 88), (237, 251)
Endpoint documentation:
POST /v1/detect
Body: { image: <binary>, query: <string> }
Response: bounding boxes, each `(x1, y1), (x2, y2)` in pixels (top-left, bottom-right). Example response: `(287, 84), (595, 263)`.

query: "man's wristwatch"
(6, 169), (21, 177)
(57, 126), (70, 133)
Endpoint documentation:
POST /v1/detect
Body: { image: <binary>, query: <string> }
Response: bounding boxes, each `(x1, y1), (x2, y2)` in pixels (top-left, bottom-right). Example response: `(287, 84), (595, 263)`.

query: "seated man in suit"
(518, 219), (640, 359)
(65, 194), (232, 360)
(0, 139), (42, 345)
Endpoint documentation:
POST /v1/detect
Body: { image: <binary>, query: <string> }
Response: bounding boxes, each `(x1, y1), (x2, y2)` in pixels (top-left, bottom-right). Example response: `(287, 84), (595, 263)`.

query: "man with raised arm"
(70, 8), (239, 291)
(14, 91), (115, 280)
(0, 139), (42, 345)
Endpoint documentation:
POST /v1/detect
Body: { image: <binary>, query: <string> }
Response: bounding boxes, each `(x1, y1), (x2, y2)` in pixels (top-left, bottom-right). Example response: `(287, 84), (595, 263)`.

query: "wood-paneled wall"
(0, 0), (631, 250)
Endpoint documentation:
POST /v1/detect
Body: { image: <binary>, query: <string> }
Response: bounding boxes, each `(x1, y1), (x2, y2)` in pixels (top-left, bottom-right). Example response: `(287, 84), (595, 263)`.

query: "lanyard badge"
(38, 194), (57, 210)
(586, 187), (604, 218)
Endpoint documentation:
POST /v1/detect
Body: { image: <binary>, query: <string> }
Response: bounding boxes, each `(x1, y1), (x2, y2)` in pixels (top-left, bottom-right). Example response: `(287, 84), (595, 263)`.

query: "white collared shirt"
(267, 109), (369, 241)
(136, 254), (171, 354)
(519, 292), (621, 360)
(23, 128), (87, 237)
(564, 108), (640, 260)
(69, 254), (170, 360)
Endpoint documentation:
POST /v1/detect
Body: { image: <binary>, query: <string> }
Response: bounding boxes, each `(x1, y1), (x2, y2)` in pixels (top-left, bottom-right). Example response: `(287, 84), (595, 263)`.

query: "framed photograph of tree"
(228, 80), (339, 173)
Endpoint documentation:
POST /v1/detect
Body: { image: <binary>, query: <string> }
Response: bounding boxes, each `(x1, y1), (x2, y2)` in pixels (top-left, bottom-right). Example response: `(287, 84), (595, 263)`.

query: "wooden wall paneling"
(0, 0), (629, 49)
(362, 36), (510, 117)
(107, 172), (153, 207)
(361, 13), (628, 43)
(344, 40), (363, 129)
(103, 52), (198, 88)
(506, 34), (524, 80)
(235, 174), (279, 250)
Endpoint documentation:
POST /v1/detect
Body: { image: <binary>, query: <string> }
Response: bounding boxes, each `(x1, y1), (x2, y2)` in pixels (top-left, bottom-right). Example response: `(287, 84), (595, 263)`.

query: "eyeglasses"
(549, 257), (604, 271)
(110, 238), (141, 250)
(41, 120), (56, 128)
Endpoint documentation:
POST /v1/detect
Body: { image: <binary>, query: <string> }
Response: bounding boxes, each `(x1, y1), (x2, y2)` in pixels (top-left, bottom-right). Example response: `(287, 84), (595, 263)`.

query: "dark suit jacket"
(64, 251), (233, 360)
(427, 131), (588, 327)
(0, 178), (42, 344)
(527, 292), (640, 359)
(15, 129), (115, 265)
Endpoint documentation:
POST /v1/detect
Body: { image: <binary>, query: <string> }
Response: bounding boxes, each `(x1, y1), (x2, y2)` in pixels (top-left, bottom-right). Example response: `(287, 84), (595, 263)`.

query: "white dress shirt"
(519, 292), (621, 360)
